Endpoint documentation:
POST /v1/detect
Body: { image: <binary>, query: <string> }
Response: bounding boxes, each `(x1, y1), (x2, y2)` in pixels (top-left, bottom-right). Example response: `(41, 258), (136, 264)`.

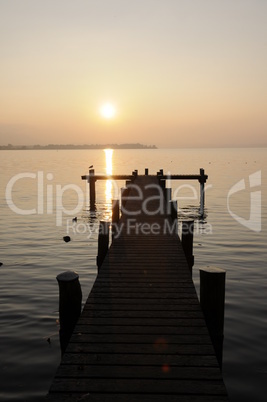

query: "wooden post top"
(56, 271), (79, 282)
(200, 266), (226, 274)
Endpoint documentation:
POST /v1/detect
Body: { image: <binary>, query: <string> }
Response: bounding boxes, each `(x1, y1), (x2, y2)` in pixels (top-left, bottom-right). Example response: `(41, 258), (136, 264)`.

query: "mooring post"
(96, 221), (109, 271)
(89, 169), (96, 211)
(169, 200), (178, 234)
(170, 200), (178, 221)
(112, 199), (120, 239)
(56, 271), (82, 355)
(145, 168), (149, 175)
(200, 266), (226, 369)
(199, 168), (206, 216)
(165, 188), (172, 214)
(132, 170), (137, 181)
(121, 187), (129, 214)
(181, 220), (194, 275)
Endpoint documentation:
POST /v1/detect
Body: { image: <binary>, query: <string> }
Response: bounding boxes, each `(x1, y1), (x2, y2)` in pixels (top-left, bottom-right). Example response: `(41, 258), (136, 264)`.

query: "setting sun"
(100, 102), (116, 119)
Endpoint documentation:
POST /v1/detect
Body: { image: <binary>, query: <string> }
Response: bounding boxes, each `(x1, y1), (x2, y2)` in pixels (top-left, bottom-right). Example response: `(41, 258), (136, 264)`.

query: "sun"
(100, 102), (116, 119)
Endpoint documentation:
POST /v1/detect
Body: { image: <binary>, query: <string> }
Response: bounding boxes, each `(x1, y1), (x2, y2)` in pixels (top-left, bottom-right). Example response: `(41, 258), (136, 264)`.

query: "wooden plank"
(79, 310), (203, 319)
(46, 394), (228, 402)
(73, 326), (209, 337)
(61, 352), (219, 366)
(82, 298), (201, 306)
(76, 317), (206, 327)
(55, 365), (222, 380)
(65, 343), (215, 355)
(69, 333), (211, 344)
(49, 378), (227, 395)
(82, 303), (202, 311)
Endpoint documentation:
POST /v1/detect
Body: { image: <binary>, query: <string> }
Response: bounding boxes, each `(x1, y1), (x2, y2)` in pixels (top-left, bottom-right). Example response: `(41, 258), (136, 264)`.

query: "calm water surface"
(0, 148), (266, 401)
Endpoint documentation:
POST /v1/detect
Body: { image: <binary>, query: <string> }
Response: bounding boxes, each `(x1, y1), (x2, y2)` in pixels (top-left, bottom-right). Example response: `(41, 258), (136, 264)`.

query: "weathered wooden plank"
(73, 325), (209, 336)
(90, 286), (196, 293)
(82, 298), (201, 306)
(76, 317), (206, 327)
(69, 333), (211, 345)
(82, 303), (202, 311)
(61, 352), (219, 367)
(79, 310), (203, 319)
(65, 343), (215, 355)
(46, 394), (228, 402)
(93, 280), (194, 287)
(49, 378), (227, 395)
(88, 291), (198, 299)
(55, 365), (222, 380)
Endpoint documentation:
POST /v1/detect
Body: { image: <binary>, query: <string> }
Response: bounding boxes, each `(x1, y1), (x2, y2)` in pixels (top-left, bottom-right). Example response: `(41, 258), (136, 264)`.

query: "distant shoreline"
(0, 143), (157, 150)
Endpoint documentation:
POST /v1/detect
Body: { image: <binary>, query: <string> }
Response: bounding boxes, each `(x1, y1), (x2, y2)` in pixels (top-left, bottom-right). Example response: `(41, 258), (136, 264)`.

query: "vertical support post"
(170, 200), (178, 221)
(145, 168), (149, 175)
(200, 267), (226, 369)
(165, 188), (172, 214)
(56, 271), (82, 355)
(89, 169), (96, 211)
(169, 200), (178, 234)
(132, 170), (137, 181)
(181, 220), (194, 275)
(121, 187), (130, 214)
(112, 199), (120, 239)
(199, 168), (205, 216)
(159, 179), (166, 190)
(158, 179), (165, 213)
(96, 221), (109, 271)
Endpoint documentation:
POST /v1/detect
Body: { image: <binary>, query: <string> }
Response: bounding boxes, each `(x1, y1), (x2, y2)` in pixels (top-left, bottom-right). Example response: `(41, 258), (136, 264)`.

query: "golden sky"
(0, 0), (267, 147)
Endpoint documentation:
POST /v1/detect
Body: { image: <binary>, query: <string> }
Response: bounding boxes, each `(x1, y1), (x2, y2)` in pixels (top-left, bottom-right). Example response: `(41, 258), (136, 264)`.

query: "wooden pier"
(48, 173), (228, 401)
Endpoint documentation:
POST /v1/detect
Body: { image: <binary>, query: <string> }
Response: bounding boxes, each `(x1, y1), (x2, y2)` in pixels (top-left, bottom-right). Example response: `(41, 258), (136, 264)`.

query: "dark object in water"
(63, 236), (71, 243)
(0, 262), (2, 266)
(72, 217), (77, 222)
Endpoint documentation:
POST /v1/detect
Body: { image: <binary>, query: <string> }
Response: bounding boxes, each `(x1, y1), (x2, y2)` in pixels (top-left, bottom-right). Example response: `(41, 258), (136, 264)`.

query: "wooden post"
(170, 200), (178, 221)
(132, 170), (137, 181)
(181, 220), (194, 275)
(165, 188), (172, 214)
(56, 271), (82, 355)
(89, 169), (96, 211)
(121, 187), (129, 214)
(145, 168), (149, 175)
(112, 199), (120, 239)
(160, 179), (166, 190)
(199, 168), (205, 216)
(96, 221), (109, 271)
(200, 267), (226, 369)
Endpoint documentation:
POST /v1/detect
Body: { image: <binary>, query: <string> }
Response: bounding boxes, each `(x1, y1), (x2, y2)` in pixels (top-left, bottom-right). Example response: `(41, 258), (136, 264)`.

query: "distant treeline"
(0, 143), (157, 150)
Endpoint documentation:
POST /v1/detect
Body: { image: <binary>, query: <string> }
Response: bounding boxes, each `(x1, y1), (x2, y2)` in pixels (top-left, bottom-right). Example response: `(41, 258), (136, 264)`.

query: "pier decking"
(48, 175), (228, 401)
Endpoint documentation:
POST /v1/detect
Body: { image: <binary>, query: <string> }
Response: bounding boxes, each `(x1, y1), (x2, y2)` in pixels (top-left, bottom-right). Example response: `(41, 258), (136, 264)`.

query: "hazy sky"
(1, 0), (267, 147)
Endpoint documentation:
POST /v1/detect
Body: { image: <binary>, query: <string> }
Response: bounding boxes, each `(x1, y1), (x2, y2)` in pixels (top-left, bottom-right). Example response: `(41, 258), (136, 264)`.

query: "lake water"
(0, 148), (266, 401)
